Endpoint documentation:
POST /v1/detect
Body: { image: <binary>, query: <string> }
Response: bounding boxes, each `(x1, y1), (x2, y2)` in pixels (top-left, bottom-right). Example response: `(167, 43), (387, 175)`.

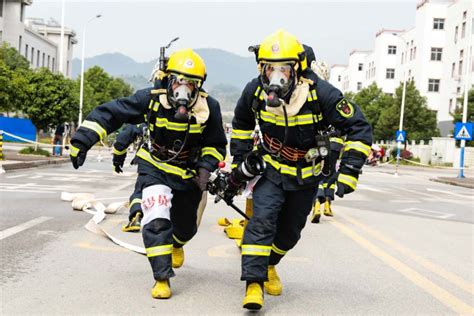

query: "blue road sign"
(396, 130), (406, 142)
(454, 122), (473, 141)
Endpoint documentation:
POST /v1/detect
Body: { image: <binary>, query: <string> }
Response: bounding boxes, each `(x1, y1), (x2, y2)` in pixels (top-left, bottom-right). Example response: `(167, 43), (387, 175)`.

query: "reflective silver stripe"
(113, 147), (127, 155)
(271, 243), (287, 255)
(344, 141), (371, 157)
(338, 173), (358, 190)
(231, 129), (254, 140)
(260, 110), (317, 127)
(262, 155), (321, 179)
(241, 245), (271, 256)
(129, 198), (141, 207)
(146, 244), (173, 258)
(173, 234), (186, 245)
(136, 148), (196, 179)
(201, 147), (225, 161)
(70, 145), (80, 157)
(81, 120), (107, 140)
(155, 118), (203, 133)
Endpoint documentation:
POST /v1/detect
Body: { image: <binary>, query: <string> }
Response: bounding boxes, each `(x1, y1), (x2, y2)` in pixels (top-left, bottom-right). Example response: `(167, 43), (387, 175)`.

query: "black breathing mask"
(167, 75), (199, 122)
(260, 63), (295, 108)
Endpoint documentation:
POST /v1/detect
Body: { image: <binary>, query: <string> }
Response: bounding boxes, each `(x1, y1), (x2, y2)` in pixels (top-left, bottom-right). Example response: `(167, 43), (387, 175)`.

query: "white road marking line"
(5, 174), (27, 179)
(0, 189), (56, 194)
(0, 216), (53, 240)
(426, 188), (474, 199)
(28, 175), (43, 179)
(358, 184), (387, 193)
(397, 207), (454, 219)
(390, 200), (419, 203)
(397, 188), (466, 205)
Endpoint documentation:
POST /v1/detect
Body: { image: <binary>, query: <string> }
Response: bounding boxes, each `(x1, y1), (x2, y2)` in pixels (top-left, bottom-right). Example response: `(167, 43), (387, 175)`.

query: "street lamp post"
(58, 0), (65, 75)
(458, 17), (473, 178)
(395, 37), (408, 177)
(78, 14), (102, 127)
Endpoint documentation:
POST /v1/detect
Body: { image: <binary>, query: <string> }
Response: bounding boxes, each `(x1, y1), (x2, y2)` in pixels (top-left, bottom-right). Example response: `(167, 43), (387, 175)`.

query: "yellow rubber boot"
(323, 200), (333, 217)
(311, 201), (321, 223)
(172, 247), (184, 269)
(242, 282), (264, 310)
(151, 280), (172, 299)
(264, 265), (282, 295)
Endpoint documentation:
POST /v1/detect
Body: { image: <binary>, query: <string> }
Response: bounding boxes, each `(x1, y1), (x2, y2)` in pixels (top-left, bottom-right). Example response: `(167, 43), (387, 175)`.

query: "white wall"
(329, 65), (345, 91)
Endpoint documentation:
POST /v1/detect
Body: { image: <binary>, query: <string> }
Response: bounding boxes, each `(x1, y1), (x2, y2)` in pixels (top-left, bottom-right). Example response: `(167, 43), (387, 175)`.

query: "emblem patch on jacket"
(336, 99), (354, 118)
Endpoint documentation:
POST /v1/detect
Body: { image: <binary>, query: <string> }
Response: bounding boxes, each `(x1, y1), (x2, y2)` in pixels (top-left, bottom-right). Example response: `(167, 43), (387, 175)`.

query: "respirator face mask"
(261, 63), (295, 107)
(167, 75), (199, 121)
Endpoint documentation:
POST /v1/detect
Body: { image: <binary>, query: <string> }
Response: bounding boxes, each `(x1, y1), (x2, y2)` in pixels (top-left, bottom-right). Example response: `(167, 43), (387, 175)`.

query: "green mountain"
(72, 48), (257, 91)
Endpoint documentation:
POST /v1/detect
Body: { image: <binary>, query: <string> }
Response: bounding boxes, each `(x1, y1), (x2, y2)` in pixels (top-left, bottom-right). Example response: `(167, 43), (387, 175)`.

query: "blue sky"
(27, 0), (418, 65)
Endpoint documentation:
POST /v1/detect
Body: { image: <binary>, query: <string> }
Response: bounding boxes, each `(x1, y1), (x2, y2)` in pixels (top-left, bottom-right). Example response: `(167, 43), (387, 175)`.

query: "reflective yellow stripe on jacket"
(113, 147), (127, 155)
(259, 110), (318, 127)
(155, 118), (204, 133)
(201, 147), (225, 161)
(81, 120), (107, 141)
(262, 155), (321, 179)
(136, 148), (196, 179)
(146, 244), (173, 258)
(241, 244), (271, 256)
(344, 141), (371, 157)
(231, 129), (254, 140)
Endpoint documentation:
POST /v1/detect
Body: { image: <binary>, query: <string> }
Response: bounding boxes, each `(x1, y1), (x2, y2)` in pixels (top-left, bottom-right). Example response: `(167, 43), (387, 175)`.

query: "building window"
(20, 3), (25, 21)
(47, 56), (50, 69)
(42, 53), (45, 67)
(67, 61), (70, 75)
(357, 82), (362, 91)
(430, 47), (442, 61)
(386, 68), (395, 79)
(31, 47), (34, 64)
(452, 62), (456, 77)
(413, 47), (417, 59)
(428, 79), (440, 92)
(52, 58), (55, 72)
(0, 0), (3, 17)
(358, 63), (363, 71)
(18, 35), (22, 51)
(337, 75), (341, 82)
(457, 86), (461, 94)
(36, 50), (40, 67)
(461, 22), (466, 38)
(388, 45), (397, 55)
(459, 60), (463, 76)
(401, 52), (404, 64)
(455, 26), (459, 43)
(408, 69), (412, 77)
(449, 99), (453, 112)
(410, 48), (413, 60)
(460, 49), (464, 59)
(433, 18), (445, 30)
(25, 44), (28, 59)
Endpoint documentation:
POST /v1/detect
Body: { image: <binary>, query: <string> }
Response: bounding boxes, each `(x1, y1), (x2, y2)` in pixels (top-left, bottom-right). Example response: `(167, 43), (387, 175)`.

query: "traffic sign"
(454, 122), (473, 141)
(396, 130), (406, 142)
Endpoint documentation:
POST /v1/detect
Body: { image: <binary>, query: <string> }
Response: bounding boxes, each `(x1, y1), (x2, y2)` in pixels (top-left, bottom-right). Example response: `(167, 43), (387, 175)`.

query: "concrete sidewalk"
(0, 149), (69, 171)
(432, 177), (474, 189)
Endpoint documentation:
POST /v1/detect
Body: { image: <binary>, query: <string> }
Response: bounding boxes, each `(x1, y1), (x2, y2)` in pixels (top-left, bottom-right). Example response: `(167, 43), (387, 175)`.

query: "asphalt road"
(1, 155), (473, 315)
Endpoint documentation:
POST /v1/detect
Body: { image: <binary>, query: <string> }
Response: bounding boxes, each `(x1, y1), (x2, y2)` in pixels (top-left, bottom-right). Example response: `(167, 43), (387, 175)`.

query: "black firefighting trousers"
(137, 173), (202, 281)
(241, 177), (316, 281)
(128, 176), (143, 220)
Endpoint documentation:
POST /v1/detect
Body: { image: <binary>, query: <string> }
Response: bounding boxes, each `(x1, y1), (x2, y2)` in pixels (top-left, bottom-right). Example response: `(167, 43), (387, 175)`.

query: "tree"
(76, 66), (134, 119)
(0, 42), (30, 71)
(351, 83), (393, 133)
(375, 81), (439, 141)
(22, 68), (78, 143)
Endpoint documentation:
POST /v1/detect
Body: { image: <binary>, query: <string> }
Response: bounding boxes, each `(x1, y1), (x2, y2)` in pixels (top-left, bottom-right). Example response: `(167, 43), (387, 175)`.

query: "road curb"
(430, 177), (474, 189)
(1, 158), (69, 171)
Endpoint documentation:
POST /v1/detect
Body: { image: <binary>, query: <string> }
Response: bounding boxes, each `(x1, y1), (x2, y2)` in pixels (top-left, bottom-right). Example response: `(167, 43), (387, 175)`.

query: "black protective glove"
(70, 143), (88, 169)
(112, 153), (126, 174)
(193, 168), (211, 191)
(326, 164), (361, 198)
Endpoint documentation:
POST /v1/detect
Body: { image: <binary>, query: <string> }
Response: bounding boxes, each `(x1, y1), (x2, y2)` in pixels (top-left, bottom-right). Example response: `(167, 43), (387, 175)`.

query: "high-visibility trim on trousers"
(338, 173), (358, 190)
(271, 243), (287, 255)
(146, 244), (173, 258)
(241, 244), (271, 256)
(173, 234), (186, 245)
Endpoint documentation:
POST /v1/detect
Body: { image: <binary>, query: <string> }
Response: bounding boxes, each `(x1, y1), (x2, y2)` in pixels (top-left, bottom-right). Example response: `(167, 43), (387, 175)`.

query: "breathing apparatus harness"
(248, 45), (332, 177)
(146, 37), (196, 165)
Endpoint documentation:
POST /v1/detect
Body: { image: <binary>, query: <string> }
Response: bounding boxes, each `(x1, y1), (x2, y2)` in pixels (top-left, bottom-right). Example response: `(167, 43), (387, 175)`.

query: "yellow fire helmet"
(166, 48), (207, 87)
(257, 29), (307, 73)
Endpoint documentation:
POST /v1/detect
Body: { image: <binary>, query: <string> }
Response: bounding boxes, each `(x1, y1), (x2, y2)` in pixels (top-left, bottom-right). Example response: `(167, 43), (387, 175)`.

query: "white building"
(0, 0), (76, 77)
(330, 0), (474, 136)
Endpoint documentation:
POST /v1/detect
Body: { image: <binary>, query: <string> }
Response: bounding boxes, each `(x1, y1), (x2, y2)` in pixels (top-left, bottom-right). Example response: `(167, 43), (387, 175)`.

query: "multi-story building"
(329, 0), (473, 136)
(0, 0), (76, 77)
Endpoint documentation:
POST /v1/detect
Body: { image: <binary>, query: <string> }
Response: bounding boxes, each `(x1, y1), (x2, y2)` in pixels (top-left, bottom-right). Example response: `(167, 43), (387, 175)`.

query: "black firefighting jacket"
(113, 123), (146, 157)
(71, 84), (227, 190)
(231, 69), (372, 191)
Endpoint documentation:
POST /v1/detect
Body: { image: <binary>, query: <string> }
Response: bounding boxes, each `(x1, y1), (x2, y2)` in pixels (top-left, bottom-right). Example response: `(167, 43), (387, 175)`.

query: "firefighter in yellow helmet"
(230, 30), (372, 310)
(70, 48), (227, 299)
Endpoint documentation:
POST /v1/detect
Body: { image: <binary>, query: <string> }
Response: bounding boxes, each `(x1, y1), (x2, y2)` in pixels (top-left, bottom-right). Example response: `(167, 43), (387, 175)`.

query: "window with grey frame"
(428, 79), (440, 92)
(358, 63), (363, 71)
(386, 68), (395, 79)
(0, 0), (3, 17)
(430, 47), (442, 61)
(25, 44), (28, 59)
(357, 82), (362, 91)
(387, 45), (397, 55)
(433, 18), (445, 30)
(461, 22), (466, 38)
